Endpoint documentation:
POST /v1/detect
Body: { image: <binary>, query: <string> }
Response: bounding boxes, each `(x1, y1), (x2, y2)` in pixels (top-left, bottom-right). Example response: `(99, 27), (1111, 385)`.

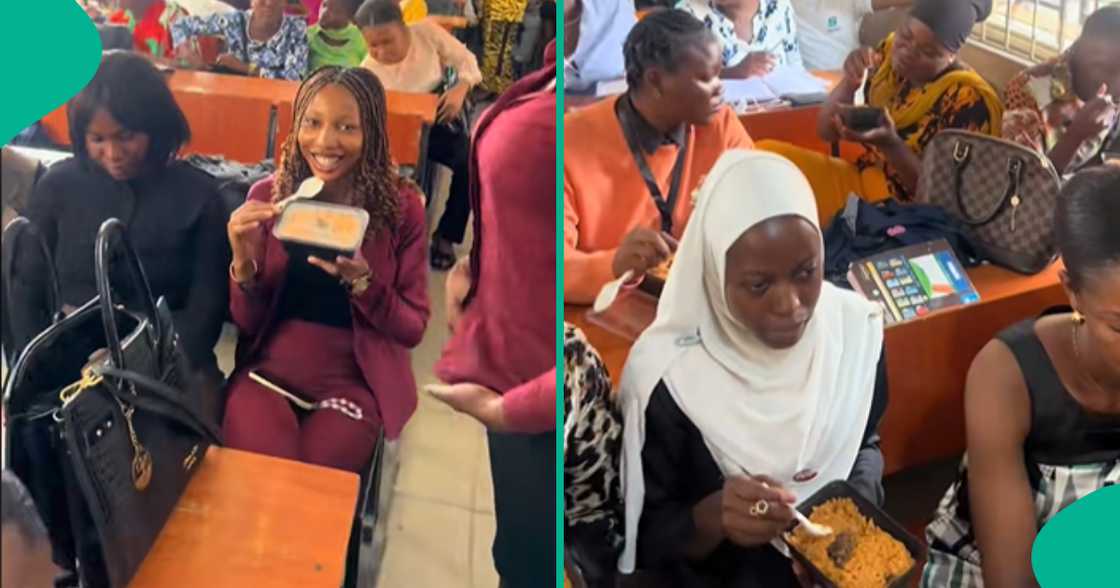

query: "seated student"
(676, 0), (802, 79)
(171, 0), (309, 80)
(619, 151), (887, 586)
(2, 471), (59, 588)
(308, 0), (367, 69)
(759, 0), (1002, 223)
(11, 51), (228, 383)
(357, 0), (480, 269)
(928, 166), (1120, 583)
(1004, 6), (1120, 176)
(790, 0), (911, 71)
(563, 0), (636, 94)
(564, 9), (753, 304)
(922, 165), (1120, 588)
(223, 66), (429, 473)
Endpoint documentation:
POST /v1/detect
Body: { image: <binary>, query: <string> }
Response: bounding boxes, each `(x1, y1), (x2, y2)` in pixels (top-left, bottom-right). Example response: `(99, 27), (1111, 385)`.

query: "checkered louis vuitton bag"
(916, 130), (1061, 274)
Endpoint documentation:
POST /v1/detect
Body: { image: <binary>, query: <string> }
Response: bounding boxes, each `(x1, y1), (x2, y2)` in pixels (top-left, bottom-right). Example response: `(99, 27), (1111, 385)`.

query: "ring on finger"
(748, 499), (770, 517)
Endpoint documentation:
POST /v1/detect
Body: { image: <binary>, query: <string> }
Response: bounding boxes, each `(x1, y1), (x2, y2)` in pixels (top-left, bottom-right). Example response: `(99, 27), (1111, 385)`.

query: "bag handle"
(2, 217), (64, 364)
(951, 140), (1025, 227)
(95, 219), (163, 373)
(96, 366), (223, 445)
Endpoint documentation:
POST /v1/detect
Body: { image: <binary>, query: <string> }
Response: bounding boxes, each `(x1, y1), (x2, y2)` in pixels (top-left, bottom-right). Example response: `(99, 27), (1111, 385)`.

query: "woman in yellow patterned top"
(758, 0), (1003, 224)
(480, 0), (528, 94)
(1002, 5), (1120, 176)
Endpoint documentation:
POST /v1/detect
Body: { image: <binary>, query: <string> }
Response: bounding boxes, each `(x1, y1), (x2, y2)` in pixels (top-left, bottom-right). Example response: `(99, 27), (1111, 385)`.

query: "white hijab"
(618, 151), (884, 572)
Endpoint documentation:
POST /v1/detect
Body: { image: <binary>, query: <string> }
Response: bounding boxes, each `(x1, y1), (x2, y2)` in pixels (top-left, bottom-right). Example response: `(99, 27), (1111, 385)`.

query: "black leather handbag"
(3, 218), (222, 588)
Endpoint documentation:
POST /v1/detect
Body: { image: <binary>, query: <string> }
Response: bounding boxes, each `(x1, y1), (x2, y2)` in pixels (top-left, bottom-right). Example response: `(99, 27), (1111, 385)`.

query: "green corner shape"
(1, 1), (102, 145)
(1032, 483), (1120, 587)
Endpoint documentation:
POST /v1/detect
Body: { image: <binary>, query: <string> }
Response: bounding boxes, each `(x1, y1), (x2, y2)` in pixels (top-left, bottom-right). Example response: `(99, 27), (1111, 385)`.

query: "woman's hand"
(174, 42), (206, 69)
(307, 250), (372, 285)
(214, 53), (252, 75)
(842, 47), (879, 91)
(1068, 84), (1117, 145)
(426, 383), (507, 431)
(445, 256), (471, 333)
(743, 52), (778, 78)
(438, 83), (471, 123)
(227, 201), (279, 282)
(720, 475), (797, 548)
(611, 227), (677, 279)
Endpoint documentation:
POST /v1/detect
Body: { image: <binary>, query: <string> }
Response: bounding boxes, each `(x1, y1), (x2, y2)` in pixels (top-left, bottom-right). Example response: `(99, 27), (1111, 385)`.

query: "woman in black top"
(923, 166), (1120, 587)
(619, 151), (888, 587)
(13, 51), (229, 382)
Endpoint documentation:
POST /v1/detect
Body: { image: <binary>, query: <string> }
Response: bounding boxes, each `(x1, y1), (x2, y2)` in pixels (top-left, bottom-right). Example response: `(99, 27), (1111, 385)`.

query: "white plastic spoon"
(592, 270), (634, 314)
(745, 470), (834, 538)
(275, 176), (325, 209)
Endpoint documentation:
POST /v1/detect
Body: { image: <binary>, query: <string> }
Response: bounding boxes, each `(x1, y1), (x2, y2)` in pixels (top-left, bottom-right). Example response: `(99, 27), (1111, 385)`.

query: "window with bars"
(971, 0), (1120, 62)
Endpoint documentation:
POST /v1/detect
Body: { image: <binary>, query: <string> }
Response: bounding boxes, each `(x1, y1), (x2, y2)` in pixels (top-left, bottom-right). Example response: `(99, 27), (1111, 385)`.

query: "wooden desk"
(565, 263), (1067, 475)
(129, 447), (359, 588)
(429, 15), (469, 32)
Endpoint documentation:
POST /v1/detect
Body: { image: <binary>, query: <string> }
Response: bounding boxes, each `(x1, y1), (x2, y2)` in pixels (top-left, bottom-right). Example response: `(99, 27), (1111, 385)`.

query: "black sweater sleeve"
(170, 191), (230, 375)
(849, 346), (889, 506)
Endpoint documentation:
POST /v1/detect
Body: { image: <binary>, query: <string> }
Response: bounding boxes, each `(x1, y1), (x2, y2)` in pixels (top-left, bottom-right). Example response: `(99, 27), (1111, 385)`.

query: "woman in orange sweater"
(563, 9), (753, 304)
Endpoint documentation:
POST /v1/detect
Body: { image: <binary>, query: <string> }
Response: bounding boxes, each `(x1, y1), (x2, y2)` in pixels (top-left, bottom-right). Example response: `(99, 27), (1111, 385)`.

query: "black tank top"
(996, 317), (1120, 467)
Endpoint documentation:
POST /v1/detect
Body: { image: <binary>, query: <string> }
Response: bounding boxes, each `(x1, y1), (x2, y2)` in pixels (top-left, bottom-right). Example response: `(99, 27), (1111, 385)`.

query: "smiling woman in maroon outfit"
(222, 66), (429, 473)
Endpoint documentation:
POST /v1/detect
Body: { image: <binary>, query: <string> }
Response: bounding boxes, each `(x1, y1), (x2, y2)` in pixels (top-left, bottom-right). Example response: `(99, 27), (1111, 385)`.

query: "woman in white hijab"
(618, 150), (888, 586)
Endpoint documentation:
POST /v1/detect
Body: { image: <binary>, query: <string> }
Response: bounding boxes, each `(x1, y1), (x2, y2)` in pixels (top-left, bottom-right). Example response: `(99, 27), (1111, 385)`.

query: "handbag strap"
(2, 217), (64, 364)
(951, 141), (1025, 227)
(95, 219), (164, 375)
(96, 366), (223, 445)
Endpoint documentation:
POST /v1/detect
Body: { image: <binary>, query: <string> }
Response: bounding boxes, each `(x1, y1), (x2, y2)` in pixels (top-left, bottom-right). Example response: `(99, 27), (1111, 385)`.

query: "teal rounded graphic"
(0, 1), (101, 144)
(1032, 484), (1120, 587)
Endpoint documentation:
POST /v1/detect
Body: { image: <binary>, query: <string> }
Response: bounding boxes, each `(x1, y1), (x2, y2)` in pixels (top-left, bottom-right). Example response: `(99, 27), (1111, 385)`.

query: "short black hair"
(1082, 5), (1120, 39)
(1055, 165), (1120, 291)
(354, 0), (404, 28)
(623, 9), (715, 90)
(68, 51), (190, 170)
(332, 0), (365, 17)
(2, 470), (48, 546)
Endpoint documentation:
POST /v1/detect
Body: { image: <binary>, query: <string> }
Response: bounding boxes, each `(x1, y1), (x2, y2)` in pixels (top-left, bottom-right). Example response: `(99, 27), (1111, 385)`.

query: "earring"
(1072, 310), (1086, 325)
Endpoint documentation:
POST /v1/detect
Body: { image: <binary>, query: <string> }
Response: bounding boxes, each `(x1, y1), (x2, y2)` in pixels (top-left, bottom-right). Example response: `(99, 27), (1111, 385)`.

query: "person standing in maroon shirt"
(428, 44), (558, 587)
(223, 66), (429, 473)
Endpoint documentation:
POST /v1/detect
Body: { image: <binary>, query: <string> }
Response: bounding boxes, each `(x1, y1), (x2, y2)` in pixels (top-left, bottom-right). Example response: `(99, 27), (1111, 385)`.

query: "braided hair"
(623, 9), (714, 90)
(273, 66), (400, 234)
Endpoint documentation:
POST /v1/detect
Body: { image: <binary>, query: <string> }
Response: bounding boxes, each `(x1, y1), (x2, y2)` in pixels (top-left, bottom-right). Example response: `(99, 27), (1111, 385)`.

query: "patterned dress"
(676, 0), (802, 69)
(480, 0), (529, 94)
(563, 323), (623, 549)
(170, 10), (309, 80)
(922, 319), (1120, 587)
(1002, 56), (1120, 175)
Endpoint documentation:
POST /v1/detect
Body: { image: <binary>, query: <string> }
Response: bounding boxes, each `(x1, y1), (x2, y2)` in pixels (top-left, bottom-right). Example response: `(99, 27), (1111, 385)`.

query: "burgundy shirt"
(229, 176), (430, 439)
(435, 63), (558, 434)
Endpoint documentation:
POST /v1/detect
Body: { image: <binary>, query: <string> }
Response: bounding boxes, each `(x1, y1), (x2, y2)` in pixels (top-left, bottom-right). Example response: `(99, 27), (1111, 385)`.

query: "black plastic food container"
(783, 480), (927, 588)
(843, 106), (887, 132)
(273, 200), (370, 263)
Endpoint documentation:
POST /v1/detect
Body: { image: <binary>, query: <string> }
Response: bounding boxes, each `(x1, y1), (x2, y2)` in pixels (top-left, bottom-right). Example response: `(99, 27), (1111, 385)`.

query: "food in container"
(272, 200), (370, 261)
(785, 481), (925, 588)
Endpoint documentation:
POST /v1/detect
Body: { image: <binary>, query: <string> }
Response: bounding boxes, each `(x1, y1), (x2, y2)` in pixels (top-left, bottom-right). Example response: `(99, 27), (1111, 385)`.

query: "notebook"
(847, 239), (981, 326)
(724, 66), (829, 111)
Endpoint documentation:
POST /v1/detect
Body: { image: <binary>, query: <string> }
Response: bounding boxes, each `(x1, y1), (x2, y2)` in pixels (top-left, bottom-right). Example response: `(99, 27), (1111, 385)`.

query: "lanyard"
(620, 109), (689, 234)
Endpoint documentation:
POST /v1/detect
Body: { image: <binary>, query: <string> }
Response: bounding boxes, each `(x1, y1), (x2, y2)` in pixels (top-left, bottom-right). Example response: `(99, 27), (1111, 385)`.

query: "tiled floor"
(373, 169), (499, 588)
